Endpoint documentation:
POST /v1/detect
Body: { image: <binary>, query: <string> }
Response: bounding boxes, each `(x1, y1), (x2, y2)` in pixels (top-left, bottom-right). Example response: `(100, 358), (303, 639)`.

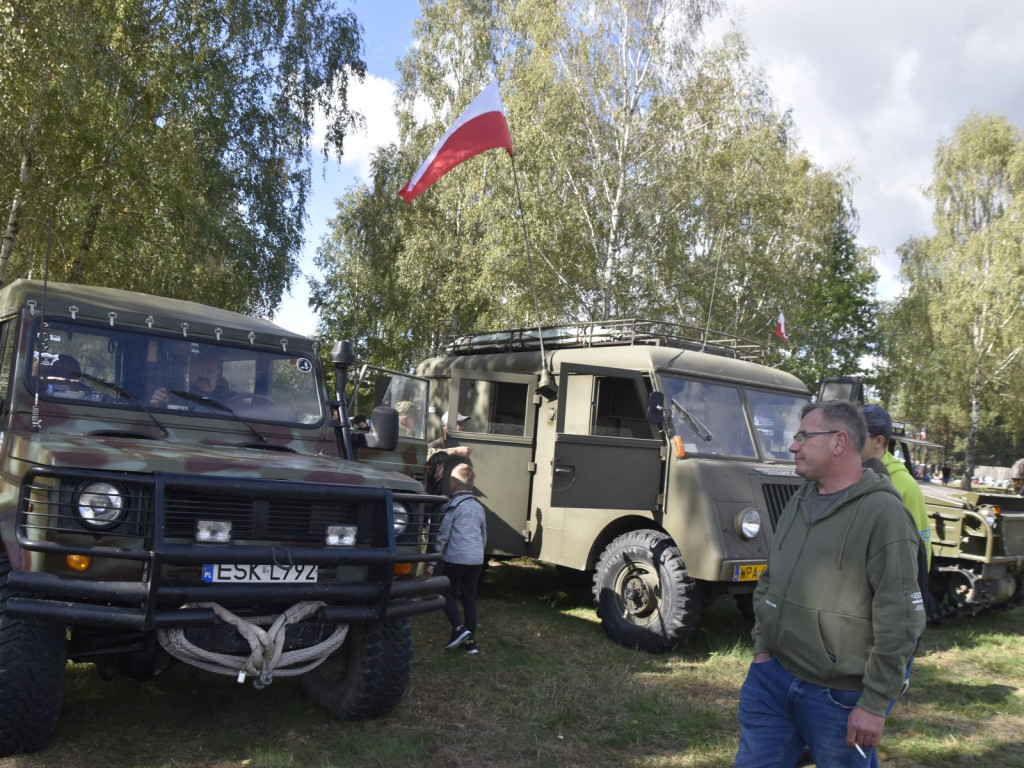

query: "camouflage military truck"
(415, 320), (811, 652)
(0, 279), (446, 756)
(820, 376), (1024, 619)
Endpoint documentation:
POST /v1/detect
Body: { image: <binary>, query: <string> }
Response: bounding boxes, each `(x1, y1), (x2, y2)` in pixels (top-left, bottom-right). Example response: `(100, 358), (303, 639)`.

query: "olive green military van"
(416, 320), (811, 652)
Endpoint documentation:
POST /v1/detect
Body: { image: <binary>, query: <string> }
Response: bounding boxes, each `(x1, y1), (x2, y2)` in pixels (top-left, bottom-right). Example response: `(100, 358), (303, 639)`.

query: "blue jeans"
(734, 656), (878, 768)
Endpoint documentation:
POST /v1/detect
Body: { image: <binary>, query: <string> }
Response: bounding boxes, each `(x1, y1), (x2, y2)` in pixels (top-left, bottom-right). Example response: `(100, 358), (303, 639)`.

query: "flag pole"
(508, 154), (557, 397)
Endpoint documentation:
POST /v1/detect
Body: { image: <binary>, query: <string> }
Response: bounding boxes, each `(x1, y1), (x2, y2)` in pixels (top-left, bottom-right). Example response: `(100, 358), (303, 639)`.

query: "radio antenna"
(700, 243), (725, 354)
(509, 155), (557, 398)
(31, 218), (53, 431)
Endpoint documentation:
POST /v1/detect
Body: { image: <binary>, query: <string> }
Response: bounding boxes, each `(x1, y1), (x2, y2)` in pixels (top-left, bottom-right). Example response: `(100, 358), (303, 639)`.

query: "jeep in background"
(0, 279), (446, 756)
(415, 320), (811, 652)
(924, 488), (1024, 617)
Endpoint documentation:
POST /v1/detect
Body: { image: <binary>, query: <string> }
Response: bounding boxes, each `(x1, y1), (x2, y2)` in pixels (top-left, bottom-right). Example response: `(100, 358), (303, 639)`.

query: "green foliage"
(881, 113), (1024, 475)
(0, 0), (365, 315)
(312, 0), (877, 381)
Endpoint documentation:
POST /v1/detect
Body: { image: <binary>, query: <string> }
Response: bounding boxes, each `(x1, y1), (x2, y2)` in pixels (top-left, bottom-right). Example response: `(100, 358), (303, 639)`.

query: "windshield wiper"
(169, 390), (269, 445)
(671, 397), (714, 442)
(78, 373), (170, 437)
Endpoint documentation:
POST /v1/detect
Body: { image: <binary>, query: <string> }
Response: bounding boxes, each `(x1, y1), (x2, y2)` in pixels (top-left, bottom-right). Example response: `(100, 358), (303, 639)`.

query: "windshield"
(29, 319), (324, 426)
(660, 374), (806, 460)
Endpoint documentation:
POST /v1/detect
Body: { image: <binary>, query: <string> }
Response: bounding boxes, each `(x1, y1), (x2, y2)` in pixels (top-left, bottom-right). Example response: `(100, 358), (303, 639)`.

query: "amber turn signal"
(66, 554), (91, 572)
(672, 435), (685, 458)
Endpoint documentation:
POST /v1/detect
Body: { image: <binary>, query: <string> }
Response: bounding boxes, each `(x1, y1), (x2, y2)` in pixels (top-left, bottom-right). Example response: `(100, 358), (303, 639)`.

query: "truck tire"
(300, 617), (412, 719)
(593, 530), (702, 652)
(0, 555), (67, 757)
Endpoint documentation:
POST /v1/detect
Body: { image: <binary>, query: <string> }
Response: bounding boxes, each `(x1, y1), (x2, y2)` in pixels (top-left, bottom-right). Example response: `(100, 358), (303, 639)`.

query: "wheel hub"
(616, 564), (660, 620)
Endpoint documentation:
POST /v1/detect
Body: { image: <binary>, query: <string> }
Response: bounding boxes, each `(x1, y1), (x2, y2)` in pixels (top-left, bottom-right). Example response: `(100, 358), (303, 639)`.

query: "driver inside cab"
(149, 353), (233, 406)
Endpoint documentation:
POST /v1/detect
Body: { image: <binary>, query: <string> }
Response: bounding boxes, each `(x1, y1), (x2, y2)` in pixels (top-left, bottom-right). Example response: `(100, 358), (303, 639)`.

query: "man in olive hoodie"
(734, 401), (926, 768)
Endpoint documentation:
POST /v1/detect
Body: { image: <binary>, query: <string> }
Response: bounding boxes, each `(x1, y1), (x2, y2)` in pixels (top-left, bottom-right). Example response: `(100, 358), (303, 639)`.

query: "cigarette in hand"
(854, 744), (867, 759)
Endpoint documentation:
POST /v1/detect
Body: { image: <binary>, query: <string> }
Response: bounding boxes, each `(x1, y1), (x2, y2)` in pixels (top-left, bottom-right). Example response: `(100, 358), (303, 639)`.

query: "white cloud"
(313, 72), (399, 182)
(716, 0), (1024, 300)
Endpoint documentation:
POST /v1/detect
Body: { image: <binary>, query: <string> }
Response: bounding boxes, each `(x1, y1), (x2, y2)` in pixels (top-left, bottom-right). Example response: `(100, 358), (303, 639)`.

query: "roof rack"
(442, 319), (767, 363)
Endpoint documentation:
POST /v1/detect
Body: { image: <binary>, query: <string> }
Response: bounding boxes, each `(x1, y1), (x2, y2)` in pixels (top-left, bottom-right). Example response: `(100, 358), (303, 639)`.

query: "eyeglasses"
(791, 430), (839, 444)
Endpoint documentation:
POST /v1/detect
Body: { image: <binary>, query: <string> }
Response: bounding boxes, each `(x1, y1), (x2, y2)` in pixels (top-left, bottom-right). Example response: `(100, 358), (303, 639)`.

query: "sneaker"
(444, 625), (471, 650)
(463, 639), (479, 655)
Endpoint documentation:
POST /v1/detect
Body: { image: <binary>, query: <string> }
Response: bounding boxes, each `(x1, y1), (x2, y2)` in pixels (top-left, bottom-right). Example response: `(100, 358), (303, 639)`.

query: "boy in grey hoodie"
(430, 463), (487, 654)
(734, 401), (925, 768)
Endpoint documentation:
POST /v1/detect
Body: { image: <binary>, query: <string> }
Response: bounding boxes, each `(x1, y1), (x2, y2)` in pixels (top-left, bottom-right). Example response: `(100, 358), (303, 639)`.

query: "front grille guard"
(13, 467), (447, 629)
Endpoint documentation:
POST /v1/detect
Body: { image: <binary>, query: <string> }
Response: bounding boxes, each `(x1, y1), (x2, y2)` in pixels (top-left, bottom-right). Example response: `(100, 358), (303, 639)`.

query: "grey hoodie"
(751, 470), (926, 715)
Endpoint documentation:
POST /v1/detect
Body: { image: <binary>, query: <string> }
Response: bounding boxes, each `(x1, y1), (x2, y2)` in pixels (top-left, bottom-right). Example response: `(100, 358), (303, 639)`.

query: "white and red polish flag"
(399, 79), (514, 203)
(775, 311), (788, 343)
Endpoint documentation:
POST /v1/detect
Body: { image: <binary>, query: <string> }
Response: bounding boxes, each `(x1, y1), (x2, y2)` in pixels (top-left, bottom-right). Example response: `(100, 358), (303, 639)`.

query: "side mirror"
(647, 391), (665, 424)
(365, 405), (399, 451)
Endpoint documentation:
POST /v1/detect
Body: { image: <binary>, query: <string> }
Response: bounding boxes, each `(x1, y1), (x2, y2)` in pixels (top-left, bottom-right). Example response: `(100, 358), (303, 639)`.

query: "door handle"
(553, 462), (575, 492)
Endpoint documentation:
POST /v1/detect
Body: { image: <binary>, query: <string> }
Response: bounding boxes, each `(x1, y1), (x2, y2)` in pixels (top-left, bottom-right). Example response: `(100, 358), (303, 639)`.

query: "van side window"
(593, 376), (650, 438)
(457, 378), (529, 436)
(562, 373), (652, 439)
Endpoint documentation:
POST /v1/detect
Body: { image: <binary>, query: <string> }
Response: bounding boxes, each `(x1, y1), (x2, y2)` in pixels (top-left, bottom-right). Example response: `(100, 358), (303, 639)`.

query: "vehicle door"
(350, 365), (431, 483)
(548, 365), (662, 513)
(448, 370), (537, 557)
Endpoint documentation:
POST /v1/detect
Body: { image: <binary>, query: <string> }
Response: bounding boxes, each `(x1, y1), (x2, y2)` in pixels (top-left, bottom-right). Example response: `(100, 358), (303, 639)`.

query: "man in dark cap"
(860, 404), (931, 568)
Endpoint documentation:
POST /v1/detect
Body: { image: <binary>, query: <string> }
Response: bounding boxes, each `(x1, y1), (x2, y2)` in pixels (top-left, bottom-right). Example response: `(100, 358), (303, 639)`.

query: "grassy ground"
(4, 559), (1024, 768)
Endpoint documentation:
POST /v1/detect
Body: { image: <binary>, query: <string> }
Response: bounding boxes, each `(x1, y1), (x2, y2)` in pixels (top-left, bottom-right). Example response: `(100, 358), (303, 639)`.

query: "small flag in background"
(775, 312), (788, 343)
(399, 79), (514, 203)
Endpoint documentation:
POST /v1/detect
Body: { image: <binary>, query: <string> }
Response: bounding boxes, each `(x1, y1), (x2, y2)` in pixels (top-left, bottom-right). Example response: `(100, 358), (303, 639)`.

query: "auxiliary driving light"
(196, 520), (232, 543)
(326, 524), (357, 547)
(393, 502), (410, 535)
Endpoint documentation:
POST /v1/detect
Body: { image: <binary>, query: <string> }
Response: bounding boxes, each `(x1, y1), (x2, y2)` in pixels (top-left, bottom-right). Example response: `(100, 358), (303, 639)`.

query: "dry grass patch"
(3, 560), (1024, 767)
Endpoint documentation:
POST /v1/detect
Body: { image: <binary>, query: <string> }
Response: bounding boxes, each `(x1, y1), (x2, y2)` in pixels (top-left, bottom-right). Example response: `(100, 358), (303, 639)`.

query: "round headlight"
(981, 505), (998, 528)
(734, 507), (761, 540)
(393, 502), (409, 535)
(76, 482), (126, 528)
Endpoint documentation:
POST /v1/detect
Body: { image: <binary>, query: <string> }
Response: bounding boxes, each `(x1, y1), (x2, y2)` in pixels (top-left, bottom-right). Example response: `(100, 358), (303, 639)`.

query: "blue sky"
(272, 0), (421, 335)
(272, 0), (1024, 337)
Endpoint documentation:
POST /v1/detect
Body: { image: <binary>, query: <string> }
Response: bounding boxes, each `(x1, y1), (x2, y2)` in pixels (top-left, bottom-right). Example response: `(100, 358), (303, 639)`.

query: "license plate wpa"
(734, 563), (766, 582)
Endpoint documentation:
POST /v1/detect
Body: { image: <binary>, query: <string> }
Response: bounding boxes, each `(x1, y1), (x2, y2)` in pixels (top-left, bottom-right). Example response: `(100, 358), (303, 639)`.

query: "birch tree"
(882, 113), (1024, 488)
(313, 0), (877, 382)
(0, 0), (364, 314)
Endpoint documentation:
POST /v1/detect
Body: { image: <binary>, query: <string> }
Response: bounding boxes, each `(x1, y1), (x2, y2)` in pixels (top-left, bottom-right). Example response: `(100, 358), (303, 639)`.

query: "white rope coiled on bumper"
(158, 601), (349, 688)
